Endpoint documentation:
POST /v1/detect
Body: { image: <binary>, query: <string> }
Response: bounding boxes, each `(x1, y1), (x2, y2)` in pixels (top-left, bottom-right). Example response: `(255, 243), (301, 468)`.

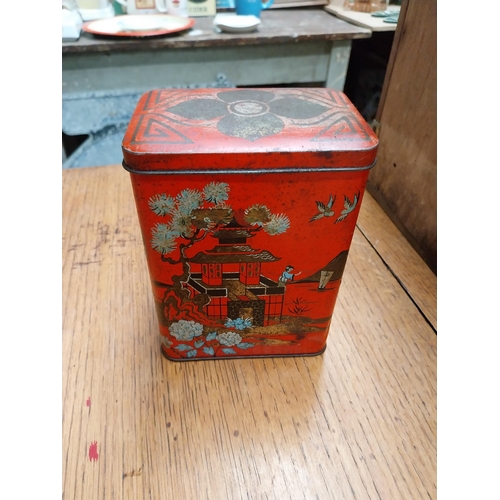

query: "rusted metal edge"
(160, 343), (327, 361)
(122, 159), (377, 175)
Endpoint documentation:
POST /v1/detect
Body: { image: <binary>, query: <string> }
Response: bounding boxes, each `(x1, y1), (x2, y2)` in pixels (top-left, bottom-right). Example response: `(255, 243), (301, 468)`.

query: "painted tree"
(147, 182), (291, 325)
(148, 182), (290, 265)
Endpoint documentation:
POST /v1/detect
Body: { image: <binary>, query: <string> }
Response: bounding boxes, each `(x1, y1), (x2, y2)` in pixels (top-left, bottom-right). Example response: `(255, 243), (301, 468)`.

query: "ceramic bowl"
(213, 14), (261, 34)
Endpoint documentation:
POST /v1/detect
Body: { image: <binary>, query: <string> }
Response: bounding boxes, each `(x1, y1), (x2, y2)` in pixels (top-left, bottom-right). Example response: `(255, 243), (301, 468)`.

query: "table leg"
(326, 39), (352, 90)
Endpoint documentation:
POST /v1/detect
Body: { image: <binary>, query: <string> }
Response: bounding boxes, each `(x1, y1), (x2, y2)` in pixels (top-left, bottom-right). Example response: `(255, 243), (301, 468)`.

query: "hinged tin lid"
(122, 88), (378, 173)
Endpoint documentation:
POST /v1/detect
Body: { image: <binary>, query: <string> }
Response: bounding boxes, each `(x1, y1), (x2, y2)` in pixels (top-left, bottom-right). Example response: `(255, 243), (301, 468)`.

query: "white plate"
(213, 14), (261, 34)
(83, 14), (194, 37)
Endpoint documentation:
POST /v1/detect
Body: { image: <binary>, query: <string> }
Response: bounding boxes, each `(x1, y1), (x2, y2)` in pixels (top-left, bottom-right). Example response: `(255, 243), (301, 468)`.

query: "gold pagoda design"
(186, 218), (285, 326)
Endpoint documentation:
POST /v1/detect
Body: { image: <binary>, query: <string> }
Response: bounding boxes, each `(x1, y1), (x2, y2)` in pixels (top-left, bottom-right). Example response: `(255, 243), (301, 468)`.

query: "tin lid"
(122, 88), (378, 173)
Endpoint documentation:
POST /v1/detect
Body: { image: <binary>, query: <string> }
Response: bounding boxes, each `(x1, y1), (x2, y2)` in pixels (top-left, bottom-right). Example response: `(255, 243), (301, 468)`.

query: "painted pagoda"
(186, 218), (285, 326)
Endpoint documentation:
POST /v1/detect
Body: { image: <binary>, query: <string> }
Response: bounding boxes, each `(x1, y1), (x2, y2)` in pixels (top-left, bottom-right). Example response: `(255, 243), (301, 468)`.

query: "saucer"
(213, 14), (261, 34)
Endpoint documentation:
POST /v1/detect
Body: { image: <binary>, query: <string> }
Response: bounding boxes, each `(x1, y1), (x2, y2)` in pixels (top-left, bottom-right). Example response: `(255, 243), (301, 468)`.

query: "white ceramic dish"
(82, 14), (194, 37)
(213, 14), (261, 34)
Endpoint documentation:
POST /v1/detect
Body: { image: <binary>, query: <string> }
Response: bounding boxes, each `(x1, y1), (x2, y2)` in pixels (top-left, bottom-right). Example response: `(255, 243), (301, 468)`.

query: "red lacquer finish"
(122, 88), (378, 360)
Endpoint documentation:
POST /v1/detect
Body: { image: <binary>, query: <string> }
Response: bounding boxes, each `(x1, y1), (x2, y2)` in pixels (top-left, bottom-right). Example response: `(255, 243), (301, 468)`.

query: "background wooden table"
(62, 164), (436, 500)
(62, 9), (371, 93)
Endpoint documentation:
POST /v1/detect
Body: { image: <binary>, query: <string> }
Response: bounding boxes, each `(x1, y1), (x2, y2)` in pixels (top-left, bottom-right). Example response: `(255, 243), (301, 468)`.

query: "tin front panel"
(130, 169), (369, 360)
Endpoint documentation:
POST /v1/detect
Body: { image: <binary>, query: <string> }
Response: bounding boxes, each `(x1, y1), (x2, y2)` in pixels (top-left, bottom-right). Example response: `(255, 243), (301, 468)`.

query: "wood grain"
(369, 0), (437, 272)
(356, 191), (437, 330)
(63, 165), (436, 500)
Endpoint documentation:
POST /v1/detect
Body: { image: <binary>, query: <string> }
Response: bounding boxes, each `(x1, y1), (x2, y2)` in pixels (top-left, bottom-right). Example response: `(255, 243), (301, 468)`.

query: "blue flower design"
(167, 90), (329, 142)
(217, 331), (243, 347)
(225, 317), (253, 330)
(168, 324), (256, 358)
(169, 320), (203, 341)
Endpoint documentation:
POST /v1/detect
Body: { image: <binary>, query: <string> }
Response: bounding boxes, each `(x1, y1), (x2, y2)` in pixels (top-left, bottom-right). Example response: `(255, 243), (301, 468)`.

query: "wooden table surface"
(62, 9), (371, 54)
(62, 9), (371, 93)
(62, 165), (436, 500)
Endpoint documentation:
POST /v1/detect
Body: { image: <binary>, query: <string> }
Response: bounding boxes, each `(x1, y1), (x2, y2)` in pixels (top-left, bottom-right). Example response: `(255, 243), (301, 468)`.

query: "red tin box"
(122, 88), (378, 360)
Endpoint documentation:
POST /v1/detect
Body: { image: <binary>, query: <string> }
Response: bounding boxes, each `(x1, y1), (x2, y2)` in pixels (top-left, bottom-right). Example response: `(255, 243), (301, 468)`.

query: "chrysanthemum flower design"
(169, 320), (203, 341)
(225, 317), (253, 330)
(167, 89), (329, 141)
(217, 331), (243, 346)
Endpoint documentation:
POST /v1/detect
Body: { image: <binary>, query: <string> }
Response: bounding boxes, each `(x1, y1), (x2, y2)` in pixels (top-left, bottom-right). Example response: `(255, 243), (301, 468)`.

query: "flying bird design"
(310, 194), (336, 222)
(335, 192), (360, 223)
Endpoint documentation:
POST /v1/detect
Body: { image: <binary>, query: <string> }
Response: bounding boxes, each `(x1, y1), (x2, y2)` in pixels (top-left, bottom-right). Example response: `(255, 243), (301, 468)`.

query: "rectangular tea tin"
(122, 88), (378, 360)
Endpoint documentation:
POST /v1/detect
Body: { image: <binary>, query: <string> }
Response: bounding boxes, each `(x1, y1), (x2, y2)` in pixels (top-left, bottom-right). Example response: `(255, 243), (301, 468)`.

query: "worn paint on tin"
(122, 88), (378, 360)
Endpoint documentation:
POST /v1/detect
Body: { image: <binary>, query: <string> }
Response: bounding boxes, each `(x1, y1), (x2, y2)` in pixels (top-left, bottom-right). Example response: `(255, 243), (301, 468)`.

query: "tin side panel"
(129, 168), (369, 360)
